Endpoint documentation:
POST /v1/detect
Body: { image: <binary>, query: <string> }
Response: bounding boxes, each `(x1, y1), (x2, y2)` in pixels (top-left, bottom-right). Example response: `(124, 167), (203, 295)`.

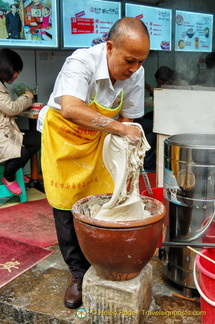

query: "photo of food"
(204, 27), (210, 38)
(195, 37), (199, 49)
(91, 33), (108, 46)
(186, 28), (195, 38)
(176, 14), (184, 25)
(178, 39), (185, 49)
(160, 41), (170, 50)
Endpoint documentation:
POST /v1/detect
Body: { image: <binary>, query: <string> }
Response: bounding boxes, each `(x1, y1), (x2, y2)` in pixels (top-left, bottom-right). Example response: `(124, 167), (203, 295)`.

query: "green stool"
(0, 165), (27, 203)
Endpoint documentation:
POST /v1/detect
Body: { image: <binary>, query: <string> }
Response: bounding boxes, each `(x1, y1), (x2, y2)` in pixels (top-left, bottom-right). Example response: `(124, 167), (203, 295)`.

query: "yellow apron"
(42, 89), (123, 210)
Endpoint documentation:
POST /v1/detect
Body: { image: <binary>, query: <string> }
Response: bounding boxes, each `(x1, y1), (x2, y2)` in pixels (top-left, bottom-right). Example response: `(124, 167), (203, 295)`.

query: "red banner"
(71, 17), (94, 34)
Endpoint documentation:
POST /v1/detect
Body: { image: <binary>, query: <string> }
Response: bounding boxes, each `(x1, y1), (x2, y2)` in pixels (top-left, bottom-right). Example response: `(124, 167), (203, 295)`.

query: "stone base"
(82, 264), (152, 324)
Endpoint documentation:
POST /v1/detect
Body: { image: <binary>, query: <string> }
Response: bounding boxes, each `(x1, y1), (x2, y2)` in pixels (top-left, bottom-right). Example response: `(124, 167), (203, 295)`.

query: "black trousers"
(4, 130), (41, 181)
(53, 207), (90, 278)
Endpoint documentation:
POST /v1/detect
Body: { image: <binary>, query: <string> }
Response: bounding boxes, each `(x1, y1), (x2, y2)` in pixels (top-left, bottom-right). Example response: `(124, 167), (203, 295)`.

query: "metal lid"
(165, 133), (215, 149)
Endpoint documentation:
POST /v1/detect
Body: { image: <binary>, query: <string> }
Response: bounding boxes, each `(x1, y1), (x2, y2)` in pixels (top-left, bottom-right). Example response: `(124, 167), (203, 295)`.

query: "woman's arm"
(0, 90), (33, 116)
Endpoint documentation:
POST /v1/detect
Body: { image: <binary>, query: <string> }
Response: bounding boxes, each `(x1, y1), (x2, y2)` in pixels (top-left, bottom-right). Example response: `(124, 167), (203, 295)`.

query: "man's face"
(11, 5), (17, 13)
(106, 31), (150, 84)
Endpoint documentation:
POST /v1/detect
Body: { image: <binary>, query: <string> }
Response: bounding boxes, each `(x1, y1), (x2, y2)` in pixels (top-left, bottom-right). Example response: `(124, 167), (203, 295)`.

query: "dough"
(94, 122), (151, 221)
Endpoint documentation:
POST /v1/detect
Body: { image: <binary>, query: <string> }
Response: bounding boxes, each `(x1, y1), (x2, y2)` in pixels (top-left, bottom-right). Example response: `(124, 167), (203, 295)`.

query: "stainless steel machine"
(160, 133), (215, 296)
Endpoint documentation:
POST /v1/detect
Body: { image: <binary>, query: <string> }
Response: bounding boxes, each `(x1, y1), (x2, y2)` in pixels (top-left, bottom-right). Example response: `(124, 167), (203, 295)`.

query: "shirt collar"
(95, 43), (110, 82)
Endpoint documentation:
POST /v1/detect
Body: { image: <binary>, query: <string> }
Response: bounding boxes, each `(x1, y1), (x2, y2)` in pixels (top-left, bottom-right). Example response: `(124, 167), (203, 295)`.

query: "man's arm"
(61, 95), (141, 144)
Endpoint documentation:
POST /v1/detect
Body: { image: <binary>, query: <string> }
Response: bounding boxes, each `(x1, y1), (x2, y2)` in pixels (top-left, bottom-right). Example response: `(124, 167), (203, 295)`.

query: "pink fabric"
(0, 236), (54, 288)
(42, 15), (50, 29)
(0, 199), (58, 247)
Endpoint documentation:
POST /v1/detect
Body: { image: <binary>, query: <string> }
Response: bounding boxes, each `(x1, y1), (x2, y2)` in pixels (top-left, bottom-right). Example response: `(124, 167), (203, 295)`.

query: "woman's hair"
(44, 7), (50, 12)
(0, 48), (23, 82)
(155, 66), (174, 83)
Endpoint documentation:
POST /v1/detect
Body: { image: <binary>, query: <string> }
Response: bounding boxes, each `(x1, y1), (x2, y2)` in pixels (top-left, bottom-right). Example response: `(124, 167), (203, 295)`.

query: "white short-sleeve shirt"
(47, 43), (145, 119)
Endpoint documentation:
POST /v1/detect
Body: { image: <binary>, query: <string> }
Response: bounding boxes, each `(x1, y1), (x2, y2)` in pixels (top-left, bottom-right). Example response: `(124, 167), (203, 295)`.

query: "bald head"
(108, 17), (149, 48)
(106, 18), (150, 84)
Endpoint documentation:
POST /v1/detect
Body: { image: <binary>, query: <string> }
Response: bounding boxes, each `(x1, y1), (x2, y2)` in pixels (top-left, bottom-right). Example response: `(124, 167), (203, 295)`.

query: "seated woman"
(0, 48), (41, 195)
(155, 66), (189, 87)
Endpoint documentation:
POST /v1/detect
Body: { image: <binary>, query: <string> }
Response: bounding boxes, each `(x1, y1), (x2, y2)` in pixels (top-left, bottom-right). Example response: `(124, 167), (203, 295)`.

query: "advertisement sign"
(125, 3), (172, 51)
(0, 0), (58, 48)
(62, 0), (121, 48)
(175, 10), (213, 52)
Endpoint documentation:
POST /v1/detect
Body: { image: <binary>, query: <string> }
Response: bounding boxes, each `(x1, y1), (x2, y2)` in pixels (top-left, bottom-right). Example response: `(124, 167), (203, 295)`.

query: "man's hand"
(121, 123), (142, 145)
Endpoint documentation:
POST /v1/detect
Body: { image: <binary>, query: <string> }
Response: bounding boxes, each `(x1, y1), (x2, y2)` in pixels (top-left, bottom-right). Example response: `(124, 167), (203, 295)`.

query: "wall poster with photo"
(125, 3), (172, 51)
(0, 0), (59, 48)
(61, 0), (121, 49)
(175, 10), (213, 52)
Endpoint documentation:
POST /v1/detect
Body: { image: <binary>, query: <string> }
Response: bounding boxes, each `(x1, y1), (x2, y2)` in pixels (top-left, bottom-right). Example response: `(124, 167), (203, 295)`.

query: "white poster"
(175, 10), (213, 52)
(125, 3), (172, 51)
(62, 0), (121, 48)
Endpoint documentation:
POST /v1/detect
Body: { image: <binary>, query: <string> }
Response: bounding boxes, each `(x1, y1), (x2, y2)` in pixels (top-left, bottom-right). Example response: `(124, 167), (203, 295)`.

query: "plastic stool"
(0, 165), (27, 203)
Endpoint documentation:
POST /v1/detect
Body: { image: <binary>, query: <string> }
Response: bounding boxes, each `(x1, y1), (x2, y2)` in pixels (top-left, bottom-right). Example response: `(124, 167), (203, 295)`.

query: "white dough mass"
(93, 122), (151, 221)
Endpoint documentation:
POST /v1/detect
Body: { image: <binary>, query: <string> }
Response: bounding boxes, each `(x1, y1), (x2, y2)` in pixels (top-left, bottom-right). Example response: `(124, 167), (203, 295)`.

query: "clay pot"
(72, 194), (166, 281)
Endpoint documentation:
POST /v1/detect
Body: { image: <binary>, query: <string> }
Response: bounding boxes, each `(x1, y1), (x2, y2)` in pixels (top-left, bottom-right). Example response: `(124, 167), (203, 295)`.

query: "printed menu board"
(175, 10), (213, 52)
(62, 0), (121, 48)
(125, 3), (172, 51)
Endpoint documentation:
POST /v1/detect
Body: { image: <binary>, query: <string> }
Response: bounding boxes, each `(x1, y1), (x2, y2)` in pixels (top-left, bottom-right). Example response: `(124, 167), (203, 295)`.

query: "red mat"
(0, 199), (58, 248)
(0, 236), (54, 288)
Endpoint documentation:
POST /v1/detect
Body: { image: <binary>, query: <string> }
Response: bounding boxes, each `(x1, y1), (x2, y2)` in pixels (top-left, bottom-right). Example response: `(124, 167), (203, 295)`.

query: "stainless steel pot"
(161, 133), (215, 295)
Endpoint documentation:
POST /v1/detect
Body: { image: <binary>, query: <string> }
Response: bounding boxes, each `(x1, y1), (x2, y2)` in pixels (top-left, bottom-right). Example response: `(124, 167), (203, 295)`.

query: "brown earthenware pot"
(72, 194), (166, 281)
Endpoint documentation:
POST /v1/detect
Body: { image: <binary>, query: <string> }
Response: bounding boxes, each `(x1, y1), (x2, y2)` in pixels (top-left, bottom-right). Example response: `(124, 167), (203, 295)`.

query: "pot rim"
(72, 193), (166, 229)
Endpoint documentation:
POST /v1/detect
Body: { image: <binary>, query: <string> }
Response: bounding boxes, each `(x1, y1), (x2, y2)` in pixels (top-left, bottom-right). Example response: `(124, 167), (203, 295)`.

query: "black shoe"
(64, 277), (83, 309)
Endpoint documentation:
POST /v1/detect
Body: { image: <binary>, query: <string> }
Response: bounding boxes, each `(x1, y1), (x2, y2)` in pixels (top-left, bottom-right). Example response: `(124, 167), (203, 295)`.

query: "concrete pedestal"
(82, 263), (152, 324)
